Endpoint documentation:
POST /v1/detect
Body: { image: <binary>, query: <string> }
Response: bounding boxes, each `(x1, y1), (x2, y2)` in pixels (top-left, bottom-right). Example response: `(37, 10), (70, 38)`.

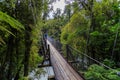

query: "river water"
(29, 66), (55, 80)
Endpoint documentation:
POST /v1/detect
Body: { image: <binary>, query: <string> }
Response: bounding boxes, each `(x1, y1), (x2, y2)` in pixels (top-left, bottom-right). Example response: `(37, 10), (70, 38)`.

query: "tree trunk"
(7, 35), (14, 80)
(24, 27), (32, 76)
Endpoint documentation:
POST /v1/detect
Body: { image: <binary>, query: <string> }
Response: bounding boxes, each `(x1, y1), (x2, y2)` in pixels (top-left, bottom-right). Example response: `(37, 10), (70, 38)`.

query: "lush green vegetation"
(0, 0), (44, 79)
(61, 0), (120, 61)
(0, 0), (120, 80)
(85, 64), (120, 80)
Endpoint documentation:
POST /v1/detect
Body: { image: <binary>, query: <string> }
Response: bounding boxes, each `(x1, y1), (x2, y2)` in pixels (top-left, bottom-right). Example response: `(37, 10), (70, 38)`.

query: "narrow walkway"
(47, 40), (84, 80)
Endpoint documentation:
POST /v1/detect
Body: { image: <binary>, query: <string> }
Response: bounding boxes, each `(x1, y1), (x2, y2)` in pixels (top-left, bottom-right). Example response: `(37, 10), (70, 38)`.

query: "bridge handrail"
(68, 45), (113, 70)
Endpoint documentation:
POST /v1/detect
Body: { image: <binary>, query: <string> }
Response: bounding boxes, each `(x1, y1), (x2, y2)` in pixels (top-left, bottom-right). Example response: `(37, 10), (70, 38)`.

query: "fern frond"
(0, 36), (5, 45)
(0, 25), (15, 36)
(0, 11), (24, 31)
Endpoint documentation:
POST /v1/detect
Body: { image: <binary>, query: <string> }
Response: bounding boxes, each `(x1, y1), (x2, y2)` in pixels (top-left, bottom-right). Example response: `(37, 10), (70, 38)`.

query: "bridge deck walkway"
(47, 40), (84, 80)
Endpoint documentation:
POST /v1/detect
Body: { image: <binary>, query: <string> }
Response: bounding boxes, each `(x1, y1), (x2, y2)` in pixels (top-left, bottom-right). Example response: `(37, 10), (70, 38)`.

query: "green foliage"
(90, 31), (101, 36)
(61, 23), (69, 44)
(85, 64), (106, 80)
(0, 11), (24, 31)
(0, 25), (14, 35)
(103, 59), (116, 68)
(0, 36), (5, 45)
(109, 23), (119, 32)
(105, 70), (120, 80)
(0, 0), (44, 79)
(85, 64), (120, 80)
(42, 18), (64, 40)
(61, 11), (89, 51)
(72, 1), (79, 13)
(19, 77), (29, 80)
(30, 23), (43, 69)
(0, 11), (24, 45)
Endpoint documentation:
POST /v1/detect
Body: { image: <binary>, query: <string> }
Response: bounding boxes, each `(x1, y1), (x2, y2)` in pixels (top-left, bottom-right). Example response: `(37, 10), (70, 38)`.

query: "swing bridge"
(38, 35), (116, 80)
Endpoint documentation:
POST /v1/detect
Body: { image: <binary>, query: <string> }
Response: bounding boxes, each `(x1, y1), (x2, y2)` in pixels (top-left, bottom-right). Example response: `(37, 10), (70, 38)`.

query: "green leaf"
(90, 31), (100, 36)
(0, 25), (15, 36)
(0, 11), (24, 31)
(0, 36), (5, 45)
(109, 24), (119, 32)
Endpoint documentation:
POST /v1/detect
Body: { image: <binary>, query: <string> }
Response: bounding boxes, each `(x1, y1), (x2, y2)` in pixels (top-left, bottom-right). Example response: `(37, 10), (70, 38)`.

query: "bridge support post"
(66, 44), (69, 62)
(47, 44), (51, 66)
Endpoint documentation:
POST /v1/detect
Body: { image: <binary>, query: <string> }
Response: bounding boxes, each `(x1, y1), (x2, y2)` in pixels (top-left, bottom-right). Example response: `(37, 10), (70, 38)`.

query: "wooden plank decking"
(47, 40), (84, 80)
